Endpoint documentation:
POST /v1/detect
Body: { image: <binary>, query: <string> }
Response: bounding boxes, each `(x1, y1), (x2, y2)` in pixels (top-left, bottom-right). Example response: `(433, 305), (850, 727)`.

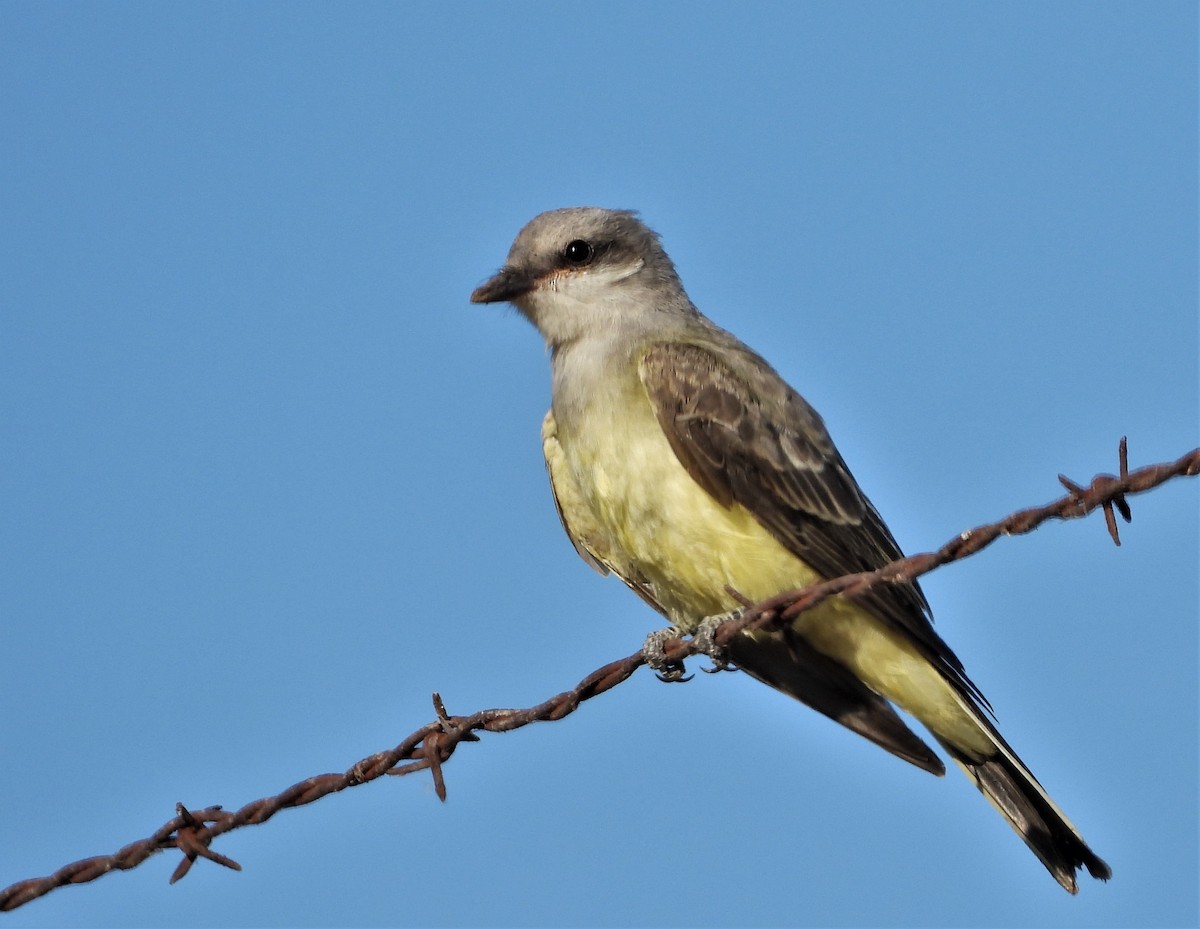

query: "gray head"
(471, 208), (696, 347)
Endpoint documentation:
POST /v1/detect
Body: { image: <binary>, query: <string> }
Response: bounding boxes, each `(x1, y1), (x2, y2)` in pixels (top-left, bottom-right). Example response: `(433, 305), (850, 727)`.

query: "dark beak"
(470, 267), (534, 304)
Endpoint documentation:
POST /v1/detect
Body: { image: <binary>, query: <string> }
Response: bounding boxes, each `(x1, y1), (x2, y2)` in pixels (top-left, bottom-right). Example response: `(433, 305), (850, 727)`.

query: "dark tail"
(728, 627), (1110, 893)
(939, 735), (1111, 894)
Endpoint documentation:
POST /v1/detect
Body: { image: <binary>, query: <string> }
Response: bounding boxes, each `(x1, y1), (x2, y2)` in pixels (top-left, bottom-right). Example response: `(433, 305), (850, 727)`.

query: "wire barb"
(169, 805), (241, 885)
(1, 440), (1196, 912)
(1058, 436), (1134, 546)
(417, 692), (481, 801)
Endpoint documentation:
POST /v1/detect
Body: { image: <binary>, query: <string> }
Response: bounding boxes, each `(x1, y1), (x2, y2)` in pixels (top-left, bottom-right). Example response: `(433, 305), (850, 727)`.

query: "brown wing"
(638, 340), (985, 708)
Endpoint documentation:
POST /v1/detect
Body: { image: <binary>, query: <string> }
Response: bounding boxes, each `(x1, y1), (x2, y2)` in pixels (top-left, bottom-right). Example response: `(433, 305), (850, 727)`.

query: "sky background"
(1, 3), (1196, 927)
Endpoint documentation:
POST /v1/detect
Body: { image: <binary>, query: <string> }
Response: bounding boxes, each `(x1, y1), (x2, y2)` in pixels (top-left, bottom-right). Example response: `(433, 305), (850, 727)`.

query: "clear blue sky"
(2, 3), (1196, 927)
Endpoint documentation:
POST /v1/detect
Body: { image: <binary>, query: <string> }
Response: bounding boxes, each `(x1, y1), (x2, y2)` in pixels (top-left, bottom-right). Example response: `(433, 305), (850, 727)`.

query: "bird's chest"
(554, 372), (680, 544)
(550, 359), (788, 624)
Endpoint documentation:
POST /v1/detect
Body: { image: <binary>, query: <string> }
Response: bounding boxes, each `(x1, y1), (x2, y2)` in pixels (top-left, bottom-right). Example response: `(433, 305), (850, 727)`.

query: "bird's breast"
(551, 362), (818, 629)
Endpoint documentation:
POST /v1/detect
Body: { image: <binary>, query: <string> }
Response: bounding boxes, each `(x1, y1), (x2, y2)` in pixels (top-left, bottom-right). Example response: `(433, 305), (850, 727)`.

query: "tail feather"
(730, 627), (1110, 892)
(936, 726), (1111, 893)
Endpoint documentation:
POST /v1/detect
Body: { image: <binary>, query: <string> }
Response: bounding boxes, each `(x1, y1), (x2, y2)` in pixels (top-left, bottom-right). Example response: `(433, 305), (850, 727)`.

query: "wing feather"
(638, 340), (985, 707)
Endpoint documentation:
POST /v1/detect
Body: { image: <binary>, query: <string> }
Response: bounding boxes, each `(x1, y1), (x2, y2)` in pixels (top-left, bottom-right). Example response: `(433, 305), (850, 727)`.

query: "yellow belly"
(570, 399), (807, 623)
(548, 399), (991, 756)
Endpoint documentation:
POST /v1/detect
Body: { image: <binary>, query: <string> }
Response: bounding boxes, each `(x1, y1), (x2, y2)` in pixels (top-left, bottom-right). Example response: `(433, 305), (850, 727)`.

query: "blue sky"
(1, 3), (1196, 927)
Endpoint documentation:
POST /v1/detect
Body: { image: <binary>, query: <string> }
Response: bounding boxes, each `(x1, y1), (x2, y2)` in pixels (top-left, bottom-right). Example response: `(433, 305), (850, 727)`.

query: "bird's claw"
(694, 610), (740, 674)
(643, 627), (693, 682)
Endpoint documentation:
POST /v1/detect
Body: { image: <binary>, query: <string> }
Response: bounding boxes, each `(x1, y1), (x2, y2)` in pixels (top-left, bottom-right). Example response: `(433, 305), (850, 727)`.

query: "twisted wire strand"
(3, 440), (1196, 912)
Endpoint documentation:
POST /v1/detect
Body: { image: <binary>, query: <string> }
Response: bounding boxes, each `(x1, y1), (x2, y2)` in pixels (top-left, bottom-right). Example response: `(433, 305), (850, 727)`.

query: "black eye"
(563, 239), (594, 266)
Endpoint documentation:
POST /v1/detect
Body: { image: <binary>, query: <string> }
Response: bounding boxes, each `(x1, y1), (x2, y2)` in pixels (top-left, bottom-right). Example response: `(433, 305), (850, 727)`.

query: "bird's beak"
(470, 267), (534, 304)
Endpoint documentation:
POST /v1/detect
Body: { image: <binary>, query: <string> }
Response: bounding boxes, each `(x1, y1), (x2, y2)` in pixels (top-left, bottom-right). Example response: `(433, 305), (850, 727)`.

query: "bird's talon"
(692, 610), (741, 673)
(643, 627), (692, 683)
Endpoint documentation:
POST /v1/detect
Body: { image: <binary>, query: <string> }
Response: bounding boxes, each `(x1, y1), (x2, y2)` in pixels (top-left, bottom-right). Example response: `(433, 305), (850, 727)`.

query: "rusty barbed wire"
(2, 439), (1197, 912)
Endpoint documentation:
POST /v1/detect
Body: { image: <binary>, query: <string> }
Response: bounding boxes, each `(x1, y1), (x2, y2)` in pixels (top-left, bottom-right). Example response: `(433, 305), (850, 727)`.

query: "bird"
(470, 207), (1110, 893)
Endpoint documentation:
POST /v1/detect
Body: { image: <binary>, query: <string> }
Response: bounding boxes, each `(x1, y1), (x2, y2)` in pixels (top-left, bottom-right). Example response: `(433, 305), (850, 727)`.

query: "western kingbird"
(471, 207), (1109, 893)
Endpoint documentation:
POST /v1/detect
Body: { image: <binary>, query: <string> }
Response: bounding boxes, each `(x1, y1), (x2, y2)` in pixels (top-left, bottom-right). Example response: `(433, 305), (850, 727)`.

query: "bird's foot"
(642, 626), (693, 683)
(693, 610), (741, 674)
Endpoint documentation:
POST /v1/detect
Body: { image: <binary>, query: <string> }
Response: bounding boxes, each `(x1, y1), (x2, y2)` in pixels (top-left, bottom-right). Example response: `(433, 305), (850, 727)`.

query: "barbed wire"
(2, 439), (1197, 912)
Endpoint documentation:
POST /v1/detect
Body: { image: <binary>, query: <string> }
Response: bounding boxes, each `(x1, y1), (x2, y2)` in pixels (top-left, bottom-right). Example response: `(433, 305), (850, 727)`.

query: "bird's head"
(471, 207), (694, 348)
